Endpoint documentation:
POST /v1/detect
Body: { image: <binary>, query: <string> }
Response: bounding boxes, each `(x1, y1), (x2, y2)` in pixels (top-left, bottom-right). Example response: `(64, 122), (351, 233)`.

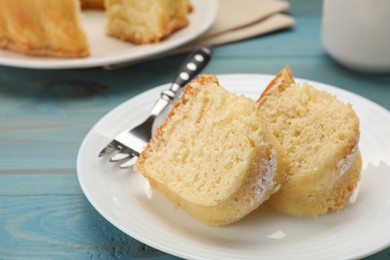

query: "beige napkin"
(177, 0), (295, 51)
(106, 0), (295, 69)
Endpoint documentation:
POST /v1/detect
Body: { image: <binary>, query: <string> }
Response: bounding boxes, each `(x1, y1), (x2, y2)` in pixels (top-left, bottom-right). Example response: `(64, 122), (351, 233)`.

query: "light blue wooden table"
(1, 1), (389, 259)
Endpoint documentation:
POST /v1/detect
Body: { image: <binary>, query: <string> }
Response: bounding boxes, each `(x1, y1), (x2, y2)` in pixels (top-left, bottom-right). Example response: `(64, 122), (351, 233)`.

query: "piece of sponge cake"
(0, 0), (191, 57)
(135, 75), (286, 226)
(257, 67), (361, 217)
(0, 0), (90, 57)
(105, 0), (190, 44)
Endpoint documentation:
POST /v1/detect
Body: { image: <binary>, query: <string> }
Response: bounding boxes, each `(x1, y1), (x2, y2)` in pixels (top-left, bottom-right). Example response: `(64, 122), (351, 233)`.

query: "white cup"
(322, 0), (390, 73)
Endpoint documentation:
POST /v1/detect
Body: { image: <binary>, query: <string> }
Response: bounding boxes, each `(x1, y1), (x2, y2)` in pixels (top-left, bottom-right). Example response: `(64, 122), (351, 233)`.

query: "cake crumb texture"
(0, 0), (90, 57)
(105, 0), (189, 44)
(258, 67), (361, 217)
(135, 75), (286, 226)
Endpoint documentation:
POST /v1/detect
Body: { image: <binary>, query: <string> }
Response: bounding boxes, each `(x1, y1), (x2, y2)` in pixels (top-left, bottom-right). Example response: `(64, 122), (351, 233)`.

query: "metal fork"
(98, 46), (212, 168)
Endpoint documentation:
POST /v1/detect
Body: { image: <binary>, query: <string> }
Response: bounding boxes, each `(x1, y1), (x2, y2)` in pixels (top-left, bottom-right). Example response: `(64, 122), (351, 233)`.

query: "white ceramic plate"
(0, 0), (217, 70)
(77, 74), (390, 260)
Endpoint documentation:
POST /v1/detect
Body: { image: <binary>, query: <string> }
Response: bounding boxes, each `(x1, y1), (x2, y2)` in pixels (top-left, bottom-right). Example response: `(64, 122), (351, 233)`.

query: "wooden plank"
(0, 172), (80, 195)
(0, 193), (178, 260)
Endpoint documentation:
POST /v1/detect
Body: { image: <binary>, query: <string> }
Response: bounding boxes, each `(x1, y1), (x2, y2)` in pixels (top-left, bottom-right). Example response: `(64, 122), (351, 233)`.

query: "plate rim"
(0, 0), (218, 69)
(77, 73), (390, 260)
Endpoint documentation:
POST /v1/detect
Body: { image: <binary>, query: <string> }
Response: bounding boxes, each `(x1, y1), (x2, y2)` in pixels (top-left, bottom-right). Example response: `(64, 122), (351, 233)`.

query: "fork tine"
(98, 143), (116, 157)
(99, 46), (212, 168)
(110, 152), (131, 162)
(119, 154), (137, 169)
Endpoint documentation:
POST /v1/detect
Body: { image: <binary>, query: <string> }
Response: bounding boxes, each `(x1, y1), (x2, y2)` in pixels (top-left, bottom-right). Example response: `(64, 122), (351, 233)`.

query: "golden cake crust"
(258, 67), (361, 217)
(80, 0), (105, 9)
(0, 0), (190, 57)
(136, 75), (287, 226)
(104, 0), (190, 44)
(0, 0), (90, 58)
(257, 66), (295, 105)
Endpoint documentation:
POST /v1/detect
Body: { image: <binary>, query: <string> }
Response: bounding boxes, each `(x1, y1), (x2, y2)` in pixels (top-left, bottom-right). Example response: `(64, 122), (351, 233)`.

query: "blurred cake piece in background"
(105, 0), (190, 44)
(0, 0), (90, 57)
(0, 0), (191, 58)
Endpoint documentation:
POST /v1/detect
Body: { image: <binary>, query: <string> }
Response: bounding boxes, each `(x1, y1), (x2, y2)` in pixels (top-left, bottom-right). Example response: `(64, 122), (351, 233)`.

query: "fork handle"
(150, 46), (212, 116)
(170, 46), (212, 94)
